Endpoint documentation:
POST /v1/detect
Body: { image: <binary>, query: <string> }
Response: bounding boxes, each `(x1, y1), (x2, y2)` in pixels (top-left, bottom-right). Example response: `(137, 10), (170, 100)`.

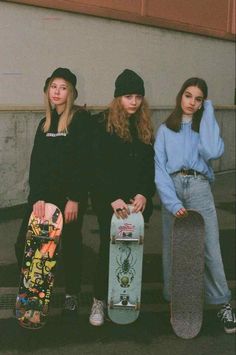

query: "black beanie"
(44, 67), (78, 98)
(114, 69), (145, 97)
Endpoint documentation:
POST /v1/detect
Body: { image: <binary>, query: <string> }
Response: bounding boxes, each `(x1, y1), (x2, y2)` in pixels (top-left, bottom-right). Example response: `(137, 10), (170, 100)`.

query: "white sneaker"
(89, 298), (105, 326)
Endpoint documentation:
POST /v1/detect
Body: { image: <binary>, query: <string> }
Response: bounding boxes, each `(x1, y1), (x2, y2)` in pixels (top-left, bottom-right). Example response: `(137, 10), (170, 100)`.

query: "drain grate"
(2, 286), (235, 310)
(0, 293), (80, 310)
(0, 289), (164, 310)
(0, 294), (17, 310)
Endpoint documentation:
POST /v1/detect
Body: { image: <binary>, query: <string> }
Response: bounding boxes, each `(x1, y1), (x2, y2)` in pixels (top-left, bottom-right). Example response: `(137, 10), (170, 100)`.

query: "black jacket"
(91, 110), (155, 220)
(28, 108), (91, 206)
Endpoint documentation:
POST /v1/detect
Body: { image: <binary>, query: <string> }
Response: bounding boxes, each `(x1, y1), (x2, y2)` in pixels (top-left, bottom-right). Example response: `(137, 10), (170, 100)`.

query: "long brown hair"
(166, 77), (208, 132)
(106, 97), (154, 144)
(43, 78), (77, 133)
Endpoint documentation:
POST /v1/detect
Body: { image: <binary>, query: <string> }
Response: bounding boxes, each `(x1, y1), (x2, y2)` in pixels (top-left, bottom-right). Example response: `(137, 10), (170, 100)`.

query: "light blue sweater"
(154, 100), (224, 214)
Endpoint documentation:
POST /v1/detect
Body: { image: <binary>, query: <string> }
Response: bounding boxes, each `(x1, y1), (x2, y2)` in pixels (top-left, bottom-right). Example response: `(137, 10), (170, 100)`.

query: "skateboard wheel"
(135, 302), (140, 311)
(53, 237), (60, 245)
(26, 231), (33, 240)
(111, 236), (116, 244)
(108, 300), (114, 309)
(139, 236), (144, 245)
(121, 299), (128, 306)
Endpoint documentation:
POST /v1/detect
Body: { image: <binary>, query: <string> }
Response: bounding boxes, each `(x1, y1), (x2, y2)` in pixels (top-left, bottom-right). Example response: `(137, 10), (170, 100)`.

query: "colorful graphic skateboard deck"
(108, 205), (144, 324)
(15, 203), (63, 329)
(171, 209), (205, 339)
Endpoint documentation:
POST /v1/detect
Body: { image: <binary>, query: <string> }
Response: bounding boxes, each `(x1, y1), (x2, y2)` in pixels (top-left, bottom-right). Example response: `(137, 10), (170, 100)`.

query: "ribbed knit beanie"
(114, 69), (145, 97)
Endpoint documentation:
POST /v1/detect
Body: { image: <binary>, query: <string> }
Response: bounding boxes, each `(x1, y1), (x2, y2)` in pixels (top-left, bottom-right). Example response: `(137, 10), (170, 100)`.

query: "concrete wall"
(0, 2), (235, 107)
(0, 107), (235, 208)
(0, 2), (235, 208)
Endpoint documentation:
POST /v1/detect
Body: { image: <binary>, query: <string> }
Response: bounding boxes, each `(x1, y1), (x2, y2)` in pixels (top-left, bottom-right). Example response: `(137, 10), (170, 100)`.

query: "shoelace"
(64, 297), (77, 311)
(91, 301), (104, 315)
(217, 305), (235, 322)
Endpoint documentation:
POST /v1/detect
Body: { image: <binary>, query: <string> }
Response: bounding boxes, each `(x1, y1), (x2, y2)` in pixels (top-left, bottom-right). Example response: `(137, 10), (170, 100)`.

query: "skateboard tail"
(108, 307), (141, 325)
(171, 315), (203, 339)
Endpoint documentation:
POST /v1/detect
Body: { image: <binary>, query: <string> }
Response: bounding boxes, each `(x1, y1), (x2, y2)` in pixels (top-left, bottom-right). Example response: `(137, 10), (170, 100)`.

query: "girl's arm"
(28, 120), (47, 204)
(66, 110), (92, 203)
(135, 143), (156, 200)
(154, 125), (183, 215)
(198, 100), (224, 161)
(91, 114), (121, 202)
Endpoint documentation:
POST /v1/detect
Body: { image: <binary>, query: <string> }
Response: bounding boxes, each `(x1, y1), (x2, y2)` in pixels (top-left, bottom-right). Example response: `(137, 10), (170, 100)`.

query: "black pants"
(15, 200), (85, 295)
(92, 203), (113, 301)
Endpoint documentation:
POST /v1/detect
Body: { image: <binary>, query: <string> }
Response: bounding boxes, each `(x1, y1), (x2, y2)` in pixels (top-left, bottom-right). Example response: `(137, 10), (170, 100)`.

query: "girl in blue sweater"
(154, 77), (235, 334)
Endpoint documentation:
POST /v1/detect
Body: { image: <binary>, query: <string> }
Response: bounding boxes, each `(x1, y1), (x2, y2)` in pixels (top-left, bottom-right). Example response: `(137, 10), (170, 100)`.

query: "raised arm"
(198, 100), (224, 161)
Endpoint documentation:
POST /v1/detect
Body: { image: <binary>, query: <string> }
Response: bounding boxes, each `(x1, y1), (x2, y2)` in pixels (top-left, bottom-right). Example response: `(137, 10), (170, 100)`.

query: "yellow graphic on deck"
(24, 249), (56, 289)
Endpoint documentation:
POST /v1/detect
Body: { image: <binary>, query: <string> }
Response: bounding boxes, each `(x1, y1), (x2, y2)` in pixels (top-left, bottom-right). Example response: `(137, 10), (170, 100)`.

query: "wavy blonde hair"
(107, 97), (154, 144)
(43, 78), (77, 133)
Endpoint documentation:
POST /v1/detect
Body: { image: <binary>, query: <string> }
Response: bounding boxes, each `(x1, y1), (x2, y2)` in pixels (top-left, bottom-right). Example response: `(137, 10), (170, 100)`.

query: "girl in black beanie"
(89, 69), (155, 326)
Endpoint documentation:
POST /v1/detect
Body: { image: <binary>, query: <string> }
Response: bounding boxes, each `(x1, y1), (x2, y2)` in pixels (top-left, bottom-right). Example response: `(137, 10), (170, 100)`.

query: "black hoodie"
(28, 108), (91, 206)
(91, 110), (155, 220)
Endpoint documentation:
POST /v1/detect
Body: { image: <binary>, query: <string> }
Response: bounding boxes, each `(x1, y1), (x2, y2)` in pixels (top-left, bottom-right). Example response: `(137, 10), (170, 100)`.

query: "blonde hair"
(43, 78), (77, 133)
(107, 97), (154, 144)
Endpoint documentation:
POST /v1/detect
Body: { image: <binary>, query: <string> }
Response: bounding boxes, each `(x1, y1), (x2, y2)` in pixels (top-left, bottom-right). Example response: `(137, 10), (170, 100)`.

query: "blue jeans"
(161, 173), (231, 305)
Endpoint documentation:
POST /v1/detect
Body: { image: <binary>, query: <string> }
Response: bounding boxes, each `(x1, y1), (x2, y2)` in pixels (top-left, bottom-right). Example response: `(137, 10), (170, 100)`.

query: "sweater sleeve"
(66, 110), (92, 202)
(135, 143), (156, 199)
(154, 125), (183, 215)
(91, 114), (118, 201)
(198, 100), (224, 162)
(28, 119), (47, 204)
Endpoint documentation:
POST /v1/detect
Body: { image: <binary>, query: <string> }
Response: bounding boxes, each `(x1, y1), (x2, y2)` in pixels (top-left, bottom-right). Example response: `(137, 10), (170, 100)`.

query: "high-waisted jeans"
(161, 173), (231, 305)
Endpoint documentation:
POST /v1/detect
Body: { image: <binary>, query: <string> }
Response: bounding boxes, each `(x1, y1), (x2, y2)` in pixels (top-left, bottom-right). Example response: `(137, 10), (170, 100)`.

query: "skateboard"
(171, 209), (205, 339)
(15, 203), (63, 329)
(108, 205), (144, 324)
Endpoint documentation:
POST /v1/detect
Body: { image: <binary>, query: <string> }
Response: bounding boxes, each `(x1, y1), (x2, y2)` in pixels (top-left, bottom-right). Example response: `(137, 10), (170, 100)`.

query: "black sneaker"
(62, 295), (79, 320)
(217, 303), (236, 334)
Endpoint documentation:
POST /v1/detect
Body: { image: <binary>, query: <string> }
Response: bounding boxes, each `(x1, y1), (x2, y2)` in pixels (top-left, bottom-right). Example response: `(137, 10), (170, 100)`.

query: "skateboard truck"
(26, 231), (60, 244)
(33, 235), (60, 242)
(109, 295), (140, 310)
(111, 234), (144, 245)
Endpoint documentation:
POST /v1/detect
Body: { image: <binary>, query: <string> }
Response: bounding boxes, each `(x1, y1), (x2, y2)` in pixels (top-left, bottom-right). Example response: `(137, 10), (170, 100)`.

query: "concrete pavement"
(0, 171), (235, 355)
